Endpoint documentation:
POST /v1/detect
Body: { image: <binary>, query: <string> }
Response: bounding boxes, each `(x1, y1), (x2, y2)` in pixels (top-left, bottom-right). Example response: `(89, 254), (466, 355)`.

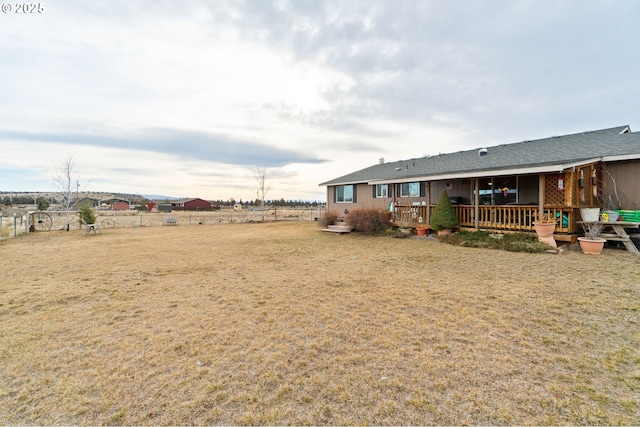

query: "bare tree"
(256, 166), (271, 221)
(598, 162), (623, 211)
(53, 154), (77, 231)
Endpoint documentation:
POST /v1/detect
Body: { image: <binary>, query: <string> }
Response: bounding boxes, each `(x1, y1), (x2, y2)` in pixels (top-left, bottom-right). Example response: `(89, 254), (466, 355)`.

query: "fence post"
(13, 213), (17, 237)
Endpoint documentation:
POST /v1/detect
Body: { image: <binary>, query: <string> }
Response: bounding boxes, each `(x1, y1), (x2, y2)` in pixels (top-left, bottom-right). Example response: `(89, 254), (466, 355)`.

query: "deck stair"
(321, 224), (352, 234)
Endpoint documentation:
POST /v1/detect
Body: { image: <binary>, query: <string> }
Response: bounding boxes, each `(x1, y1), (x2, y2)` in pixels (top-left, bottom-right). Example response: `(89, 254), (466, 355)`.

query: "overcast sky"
(1, 0), (639, 201)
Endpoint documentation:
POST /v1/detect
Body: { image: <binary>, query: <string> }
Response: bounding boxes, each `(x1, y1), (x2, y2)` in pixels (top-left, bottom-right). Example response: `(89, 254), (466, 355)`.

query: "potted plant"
(578, 221), (606, 254)
(430, 191), (458, 236)
(579, 207), (601, 222)
(533, 213), (557, 249)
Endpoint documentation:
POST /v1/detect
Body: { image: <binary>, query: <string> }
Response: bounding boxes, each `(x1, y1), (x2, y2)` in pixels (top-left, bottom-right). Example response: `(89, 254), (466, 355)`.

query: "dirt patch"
(1, 222), (639, 425)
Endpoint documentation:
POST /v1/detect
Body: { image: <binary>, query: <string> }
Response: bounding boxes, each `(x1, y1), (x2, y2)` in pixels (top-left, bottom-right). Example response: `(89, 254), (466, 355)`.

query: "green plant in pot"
(430, 191), (459, 235)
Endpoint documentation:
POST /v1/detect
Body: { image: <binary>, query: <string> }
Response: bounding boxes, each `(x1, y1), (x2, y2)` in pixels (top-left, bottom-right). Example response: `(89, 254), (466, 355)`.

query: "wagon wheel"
(102, 218), (116, 228)
(32, 211), (52, 231)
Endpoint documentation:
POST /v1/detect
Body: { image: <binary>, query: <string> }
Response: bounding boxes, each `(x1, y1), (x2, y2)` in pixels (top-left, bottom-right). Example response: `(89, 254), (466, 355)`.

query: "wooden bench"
(163, 216), (178, 226)
(601, 221), (640, 255)
(81, 219), (100, 235)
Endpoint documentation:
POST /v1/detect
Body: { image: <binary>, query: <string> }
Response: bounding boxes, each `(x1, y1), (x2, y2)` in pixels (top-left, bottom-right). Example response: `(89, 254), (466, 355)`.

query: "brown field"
(1, 221), (639, 425)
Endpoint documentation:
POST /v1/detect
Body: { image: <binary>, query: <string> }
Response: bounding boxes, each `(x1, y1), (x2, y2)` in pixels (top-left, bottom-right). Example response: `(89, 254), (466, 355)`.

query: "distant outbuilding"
(112, 201), (130, 211)
(171, 198), (213, 210)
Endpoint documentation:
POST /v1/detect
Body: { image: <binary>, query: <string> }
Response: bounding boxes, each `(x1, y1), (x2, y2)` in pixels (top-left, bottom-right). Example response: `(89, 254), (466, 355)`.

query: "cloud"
(1, 0), (639, 200)
(0, 128), (326, 167)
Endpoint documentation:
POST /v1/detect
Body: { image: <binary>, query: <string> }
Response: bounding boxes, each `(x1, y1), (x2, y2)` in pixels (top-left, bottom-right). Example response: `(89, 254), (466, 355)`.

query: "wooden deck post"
(426, 181), (431, 224)
(538, 175), (545, 219)
(474, 178), (479, 229)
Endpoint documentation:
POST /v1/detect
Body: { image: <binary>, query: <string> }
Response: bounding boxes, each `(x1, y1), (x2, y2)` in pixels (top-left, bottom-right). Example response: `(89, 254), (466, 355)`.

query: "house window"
(336, 185), (354, 203)
(494, 177), (517, 204)
(375, 184), (389, 198)
(477, 177), (518, 205)
(400, 182), (420, 197)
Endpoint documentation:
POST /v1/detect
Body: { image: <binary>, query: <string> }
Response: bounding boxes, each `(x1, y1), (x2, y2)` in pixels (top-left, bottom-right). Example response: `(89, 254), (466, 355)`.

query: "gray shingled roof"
(320, 125), (640, 186)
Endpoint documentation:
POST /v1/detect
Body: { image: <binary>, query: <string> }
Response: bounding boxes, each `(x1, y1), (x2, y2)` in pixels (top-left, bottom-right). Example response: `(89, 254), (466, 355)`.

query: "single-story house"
(171, 198), (213, 210)
(319, 125), (640, 239)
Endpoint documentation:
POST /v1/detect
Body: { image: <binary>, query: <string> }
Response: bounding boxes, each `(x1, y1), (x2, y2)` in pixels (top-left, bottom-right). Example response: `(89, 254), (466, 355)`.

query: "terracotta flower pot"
(437, 229), (451, 236)
(578, 237), (606, 255)
(533, 222), (557, 249)
(416, 227), (428, 236)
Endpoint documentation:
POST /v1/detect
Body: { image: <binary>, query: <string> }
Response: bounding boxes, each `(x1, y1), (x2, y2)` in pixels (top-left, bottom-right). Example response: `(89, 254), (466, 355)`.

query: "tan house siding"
(606, 160), (640, 209)
(326, 183), (392, 215)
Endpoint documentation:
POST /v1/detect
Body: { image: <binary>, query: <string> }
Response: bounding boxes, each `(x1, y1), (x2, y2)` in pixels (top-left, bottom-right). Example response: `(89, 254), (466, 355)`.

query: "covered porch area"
(389, 162), (603, 240)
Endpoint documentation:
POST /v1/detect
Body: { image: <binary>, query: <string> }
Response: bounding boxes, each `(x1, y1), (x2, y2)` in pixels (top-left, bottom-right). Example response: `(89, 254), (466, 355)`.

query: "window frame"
(335, 185), (354, 203)
(375, 184), (389, 198)
(475, 176), (518, 205)
(400, 182), (420, 197)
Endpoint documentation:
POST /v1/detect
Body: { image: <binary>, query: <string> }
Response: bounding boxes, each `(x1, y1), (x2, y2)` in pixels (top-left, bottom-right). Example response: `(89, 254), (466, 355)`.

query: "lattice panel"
(544, 173), (565, 206)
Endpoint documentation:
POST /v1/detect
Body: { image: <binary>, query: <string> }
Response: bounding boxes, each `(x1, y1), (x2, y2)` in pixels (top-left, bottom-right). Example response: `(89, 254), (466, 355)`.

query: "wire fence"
(0, 207), (325, 241)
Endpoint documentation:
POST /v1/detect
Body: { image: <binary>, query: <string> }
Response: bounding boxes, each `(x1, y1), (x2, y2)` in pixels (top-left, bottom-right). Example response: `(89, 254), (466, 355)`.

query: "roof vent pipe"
(478, 148), (488, 156)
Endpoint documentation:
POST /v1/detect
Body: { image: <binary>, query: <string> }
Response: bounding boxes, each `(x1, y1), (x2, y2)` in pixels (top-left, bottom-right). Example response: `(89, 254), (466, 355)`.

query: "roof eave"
(368, 159), (606, 185)
(602, 153), (640, 162)
(319, 179), (367, 187)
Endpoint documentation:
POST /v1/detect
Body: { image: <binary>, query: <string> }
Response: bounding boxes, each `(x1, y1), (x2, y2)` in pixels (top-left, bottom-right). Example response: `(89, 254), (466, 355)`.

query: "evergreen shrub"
(429, 191), (459, 231)
(79, 205), (97, 225)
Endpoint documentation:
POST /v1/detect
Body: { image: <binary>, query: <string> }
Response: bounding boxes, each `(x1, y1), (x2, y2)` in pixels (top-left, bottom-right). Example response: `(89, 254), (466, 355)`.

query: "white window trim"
(376, 184), (389, 198)
(336, 185), (354, 203)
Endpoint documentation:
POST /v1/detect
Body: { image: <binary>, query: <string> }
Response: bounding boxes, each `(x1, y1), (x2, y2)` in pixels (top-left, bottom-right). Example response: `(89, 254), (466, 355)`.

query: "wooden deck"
(392, 204), (579, 235)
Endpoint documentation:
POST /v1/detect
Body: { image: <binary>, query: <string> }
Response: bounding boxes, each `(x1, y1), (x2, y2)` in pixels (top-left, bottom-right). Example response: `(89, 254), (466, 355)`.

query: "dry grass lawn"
(1, 221), (639, 425)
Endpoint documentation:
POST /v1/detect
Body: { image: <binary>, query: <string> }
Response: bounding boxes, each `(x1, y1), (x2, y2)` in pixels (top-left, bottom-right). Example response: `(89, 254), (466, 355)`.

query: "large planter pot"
(416, 227), (428, 236)
(533, 222), (557, 249)
(580, 208), (600, 222)
(578, 237), (606, 254)
(437, 229), (452, 236)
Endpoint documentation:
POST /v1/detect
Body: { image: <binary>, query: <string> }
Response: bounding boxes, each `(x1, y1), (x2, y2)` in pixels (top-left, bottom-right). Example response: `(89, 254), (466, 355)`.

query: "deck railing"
(393, 204), (576, 233)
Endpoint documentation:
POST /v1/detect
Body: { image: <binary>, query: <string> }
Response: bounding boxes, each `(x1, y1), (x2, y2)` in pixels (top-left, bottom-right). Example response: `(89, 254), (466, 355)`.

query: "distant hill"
(0, 191), (158, 204)
(141, 194), (184, 201)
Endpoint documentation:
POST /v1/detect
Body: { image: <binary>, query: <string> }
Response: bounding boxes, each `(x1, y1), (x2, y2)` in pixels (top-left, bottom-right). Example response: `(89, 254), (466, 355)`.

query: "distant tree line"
(1, 195), (53, 208)
(2, 195), (323, 209)
(212, 199), (322, 208)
